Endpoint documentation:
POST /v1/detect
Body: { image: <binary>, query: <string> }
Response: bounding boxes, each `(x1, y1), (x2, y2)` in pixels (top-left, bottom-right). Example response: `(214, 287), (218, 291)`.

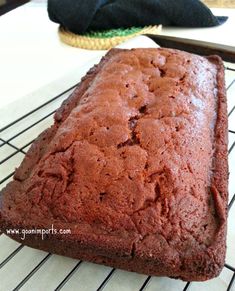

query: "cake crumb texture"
(0, 48), (228, 281)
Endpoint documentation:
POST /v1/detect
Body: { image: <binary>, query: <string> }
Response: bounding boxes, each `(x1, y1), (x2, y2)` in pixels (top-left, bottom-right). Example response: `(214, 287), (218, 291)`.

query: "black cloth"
(48, 0), (227, 35)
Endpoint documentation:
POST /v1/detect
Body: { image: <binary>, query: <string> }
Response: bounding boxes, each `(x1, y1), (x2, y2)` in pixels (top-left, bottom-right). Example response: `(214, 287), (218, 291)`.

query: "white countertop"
(0, 2), (235, 110)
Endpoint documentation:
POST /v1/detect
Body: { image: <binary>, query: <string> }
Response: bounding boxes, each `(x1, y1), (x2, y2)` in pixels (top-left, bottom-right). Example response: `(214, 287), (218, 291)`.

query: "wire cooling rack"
(0, 64), (235, 291)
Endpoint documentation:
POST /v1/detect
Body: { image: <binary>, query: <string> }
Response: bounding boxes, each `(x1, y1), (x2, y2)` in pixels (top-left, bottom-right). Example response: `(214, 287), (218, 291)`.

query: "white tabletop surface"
(0, 2), (235, 110)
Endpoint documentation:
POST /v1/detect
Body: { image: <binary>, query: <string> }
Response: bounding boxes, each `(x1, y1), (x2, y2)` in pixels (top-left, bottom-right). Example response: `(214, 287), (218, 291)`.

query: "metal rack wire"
(0, 65), (235, 291)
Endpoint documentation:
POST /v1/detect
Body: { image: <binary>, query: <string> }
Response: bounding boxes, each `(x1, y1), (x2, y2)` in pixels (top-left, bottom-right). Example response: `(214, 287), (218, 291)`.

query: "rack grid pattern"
(0, 64), (235, 291)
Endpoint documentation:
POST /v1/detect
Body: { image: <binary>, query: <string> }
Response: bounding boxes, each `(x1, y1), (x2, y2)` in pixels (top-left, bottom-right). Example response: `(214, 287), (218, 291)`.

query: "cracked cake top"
(0, 48), (228, 280)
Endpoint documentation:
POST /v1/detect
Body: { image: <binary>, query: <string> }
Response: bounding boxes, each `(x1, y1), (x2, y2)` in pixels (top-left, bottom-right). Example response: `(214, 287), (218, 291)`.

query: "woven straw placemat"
(202, 0), (235, 7)
(59, 25), (162, 50)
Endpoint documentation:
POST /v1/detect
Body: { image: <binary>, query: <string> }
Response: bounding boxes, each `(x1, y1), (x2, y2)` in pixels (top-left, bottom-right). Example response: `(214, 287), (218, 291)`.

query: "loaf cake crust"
(0, 48), (228, 281)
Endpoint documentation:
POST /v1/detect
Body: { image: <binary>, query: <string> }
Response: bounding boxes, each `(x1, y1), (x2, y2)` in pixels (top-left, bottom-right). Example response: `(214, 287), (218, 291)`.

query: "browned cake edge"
(0, 49), (228, 281)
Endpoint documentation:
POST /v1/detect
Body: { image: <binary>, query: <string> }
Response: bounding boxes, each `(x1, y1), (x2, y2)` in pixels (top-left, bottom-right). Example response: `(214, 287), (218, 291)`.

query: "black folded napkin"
(48, 0), (227, 35)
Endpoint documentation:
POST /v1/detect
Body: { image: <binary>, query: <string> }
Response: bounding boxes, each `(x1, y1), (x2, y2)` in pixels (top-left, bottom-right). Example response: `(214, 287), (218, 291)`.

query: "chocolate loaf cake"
(0, 48), (228, 281)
